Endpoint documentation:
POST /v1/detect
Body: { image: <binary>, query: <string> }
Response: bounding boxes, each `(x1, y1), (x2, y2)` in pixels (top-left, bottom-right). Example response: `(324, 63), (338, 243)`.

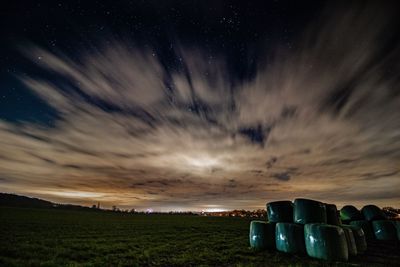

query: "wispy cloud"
(1, 2), (399, 210)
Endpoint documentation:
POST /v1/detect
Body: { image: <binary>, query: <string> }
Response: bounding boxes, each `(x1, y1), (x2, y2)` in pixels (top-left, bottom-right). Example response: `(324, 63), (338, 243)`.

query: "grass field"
(0, 207), (399, 267)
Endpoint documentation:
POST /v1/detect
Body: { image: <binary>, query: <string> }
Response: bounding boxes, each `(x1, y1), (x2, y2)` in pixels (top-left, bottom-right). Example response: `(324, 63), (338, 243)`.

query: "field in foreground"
(0, 207), (399, 267)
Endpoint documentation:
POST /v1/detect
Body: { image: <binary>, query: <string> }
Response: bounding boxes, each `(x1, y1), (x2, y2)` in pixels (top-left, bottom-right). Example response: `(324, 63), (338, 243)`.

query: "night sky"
(1, 1), (400, 211)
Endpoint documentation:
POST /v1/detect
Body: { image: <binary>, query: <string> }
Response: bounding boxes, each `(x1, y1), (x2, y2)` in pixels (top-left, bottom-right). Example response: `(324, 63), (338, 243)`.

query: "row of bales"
(249, 198), (400, 262)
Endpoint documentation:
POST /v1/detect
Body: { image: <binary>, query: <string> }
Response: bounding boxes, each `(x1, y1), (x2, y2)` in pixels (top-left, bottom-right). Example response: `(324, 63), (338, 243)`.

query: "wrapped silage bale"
(372, 220), (397, 241)
(340, 205), (363, 222)
(275, 223), (306, 254)
(341, 227), (357, 256)
(294, 198), (327, 224)
(342, 225), (367, 254)
(361, 205), (387, 221)
(304, 223), (348, 261)
(326, 204), (341, 225)
(249, 221), (276, 250)
(350, 220), (374, 240)
(266, 201), (293, 223)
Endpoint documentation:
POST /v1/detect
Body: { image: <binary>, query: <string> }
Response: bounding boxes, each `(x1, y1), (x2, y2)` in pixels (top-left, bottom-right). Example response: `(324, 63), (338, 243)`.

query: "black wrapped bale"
(249, 221), (276, 250)
(341, 227), (357, 256)
(340, 205), (363, 221)
(304, 223), (348, 261)
(294, 198), (327, 224)
(361, 205), (387, 221)
(275, 223), (306, 254)
(266, 201), (293, 223)
(326, 204), (340, 225)
(350, 220), (375, 240)
(372, 220), (397, 241)
(343, 225), (367, 254)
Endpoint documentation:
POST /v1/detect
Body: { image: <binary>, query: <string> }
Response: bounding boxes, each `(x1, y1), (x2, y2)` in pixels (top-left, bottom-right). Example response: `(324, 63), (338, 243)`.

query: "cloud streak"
(1, 2), (399, 210)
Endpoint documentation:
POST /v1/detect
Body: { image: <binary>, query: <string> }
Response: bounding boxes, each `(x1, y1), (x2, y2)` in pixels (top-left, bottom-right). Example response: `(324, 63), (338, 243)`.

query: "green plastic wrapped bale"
(342, 225), (367, 254)
(350, 220), (374, 240)
(266, 201), (293, 223)
(325, 204), (341, 225)
(341, 227), (357, 256)
(361, 205), (387, 221)
(275, 223), (306, 254)
(372, 220), (397, 241)
(249, 221), (276, 250)
(340, 205), (363, 221)
(294, 198), (327, 224)
(304, 223), (348, 261)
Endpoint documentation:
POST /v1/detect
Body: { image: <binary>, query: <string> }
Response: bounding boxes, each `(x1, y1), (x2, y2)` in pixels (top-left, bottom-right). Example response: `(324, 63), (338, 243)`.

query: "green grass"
(0, 207), (399, 267)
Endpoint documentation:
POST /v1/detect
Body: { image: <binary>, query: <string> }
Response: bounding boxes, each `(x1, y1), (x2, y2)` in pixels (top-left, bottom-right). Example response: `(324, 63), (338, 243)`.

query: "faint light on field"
(203, 205), (227, 212)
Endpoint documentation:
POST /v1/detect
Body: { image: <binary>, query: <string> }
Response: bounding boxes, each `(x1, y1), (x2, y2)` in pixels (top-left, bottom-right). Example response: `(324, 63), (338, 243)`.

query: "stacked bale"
(361, 205), (387, 221)
(350, 220), (375, 240)
(294, 198), (327, 224)
(292, 198), (349, 261)
(248, 198), (400, 263)
(372, 220), (397, 241)
(276, 223), (306, 254)
(266, 201), (293, 223)
(340, 204), (393, 241)
(358, 204), (398, 241)
(249, 221), (276, 250)
(342, 225), (367, 254)
(340, 227), (357, 256)
(249, 201), (294, 250)
(325, 204), (341, 225)
(340, 205), (363, 224)
(304, 224), (348, 261)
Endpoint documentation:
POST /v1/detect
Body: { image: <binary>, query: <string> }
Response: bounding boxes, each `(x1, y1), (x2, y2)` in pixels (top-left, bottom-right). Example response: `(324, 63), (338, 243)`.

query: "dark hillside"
(0, 193), (54, 208)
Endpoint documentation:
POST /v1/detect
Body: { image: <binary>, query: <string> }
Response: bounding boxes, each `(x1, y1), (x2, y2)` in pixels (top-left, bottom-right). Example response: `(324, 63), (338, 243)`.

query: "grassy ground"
(0, 207), (399, 267)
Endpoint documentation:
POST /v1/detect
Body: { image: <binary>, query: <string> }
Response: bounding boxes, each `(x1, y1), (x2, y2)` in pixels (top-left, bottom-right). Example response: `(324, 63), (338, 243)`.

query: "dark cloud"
(361, 171), (400, 181)
(62, 164), (83, 169)
(272, 172), (291, 182)
(225, 179), (237, 189)
(319, 158), (358, 166)
(239, 125), (270, 146)
(266, 156), (278, 169)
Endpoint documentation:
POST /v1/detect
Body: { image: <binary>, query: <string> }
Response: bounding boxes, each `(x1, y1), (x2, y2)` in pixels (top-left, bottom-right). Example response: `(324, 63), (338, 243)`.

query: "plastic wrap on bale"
(342, 225), (367, 254)
(341, 227), (357, 256)
(340, 205), (363, 222)
(266, 201), (293, 223)
(249, 221), (276, 250)
(325, 203), (341, 225)
(294, 198), (327, 224)
(304, 223), (348, 261)
(372, 220), (397, 241)
(361, 205), (387, 221)
(350, 220), (375, 240)
(275, 223), (306, 254)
